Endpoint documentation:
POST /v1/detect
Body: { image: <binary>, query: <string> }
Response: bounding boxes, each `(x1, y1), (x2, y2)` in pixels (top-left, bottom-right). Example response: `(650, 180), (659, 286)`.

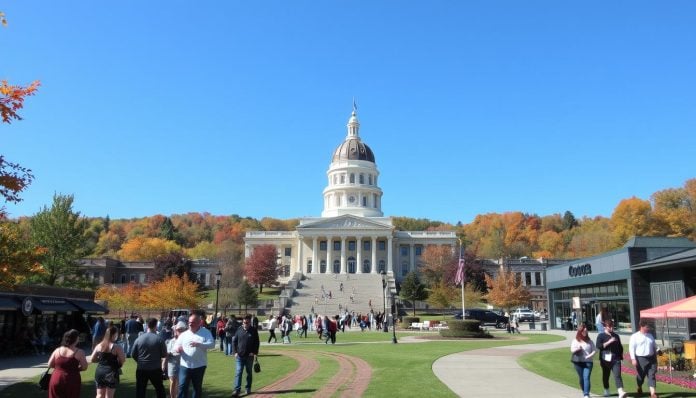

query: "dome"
(331, 139), (376, 163)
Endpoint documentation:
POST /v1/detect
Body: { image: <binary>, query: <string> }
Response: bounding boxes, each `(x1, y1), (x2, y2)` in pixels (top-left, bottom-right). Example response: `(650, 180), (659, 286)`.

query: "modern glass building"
(546, 236), (696, 337)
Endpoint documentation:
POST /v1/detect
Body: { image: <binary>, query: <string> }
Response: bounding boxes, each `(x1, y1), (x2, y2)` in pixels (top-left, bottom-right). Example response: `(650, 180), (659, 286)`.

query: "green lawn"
(519, 346), (696, 396)
(0, 331), (582, 398)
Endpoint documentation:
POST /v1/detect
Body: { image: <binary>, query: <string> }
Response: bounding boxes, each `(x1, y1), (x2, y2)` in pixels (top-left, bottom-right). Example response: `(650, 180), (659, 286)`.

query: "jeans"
(135, 368), (165, 398)
(178, 366), (206, 398)
(225, 336), (233, 355)
(126, 333), (138, 357)
(573, 361), (593, 396)
(234, 355), (254, 392)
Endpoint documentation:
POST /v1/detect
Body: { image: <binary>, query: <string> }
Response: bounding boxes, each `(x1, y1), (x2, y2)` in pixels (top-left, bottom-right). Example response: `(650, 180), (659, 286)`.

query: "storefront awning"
(69, 299), (108, 314)
(30, 297), (79, 314)
(0, 296), (19, 311)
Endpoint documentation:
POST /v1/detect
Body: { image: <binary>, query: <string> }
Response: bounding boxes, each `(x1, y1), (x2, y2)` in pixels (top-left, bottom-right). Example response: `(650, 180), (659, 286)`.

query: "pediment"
(298, 215), (393, 231)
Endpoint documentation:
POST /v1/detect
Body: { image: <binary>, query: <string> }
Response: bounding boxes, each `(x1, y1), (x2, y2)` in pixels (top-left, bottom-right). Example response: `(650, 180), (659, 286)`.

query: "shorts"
(167, 361), (180, 378)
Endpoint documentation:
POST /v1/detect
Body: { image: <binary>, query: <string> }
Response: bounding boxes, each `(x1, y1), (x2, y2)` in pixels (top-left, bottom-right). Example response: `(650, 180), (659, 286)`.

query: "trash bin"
(540, 323), (547, 331)
(529, 322), (536, 330)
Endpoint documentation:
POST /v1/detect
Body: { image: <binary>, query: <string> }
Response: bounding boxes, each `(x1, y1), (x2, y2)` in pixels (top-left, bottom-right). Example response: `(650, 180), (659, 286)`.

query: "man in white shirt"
(174, 313), (215, 398)
(629, 319), (660, 398)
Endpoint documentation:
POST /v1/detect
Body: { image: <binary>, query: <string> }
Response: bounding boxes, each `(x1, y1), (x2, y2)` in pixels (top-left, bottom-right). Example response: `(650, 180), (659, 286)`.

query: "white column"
(356, 237), (363, 274)
(312, 237), (318, 274)
(326, 236), (333, 274)
(297, 237), (304, 275)
(371, 237), (377, 274)
(387, 236), (393, 274)
(409, 243), (415, 273)
(340, 236), (347, 274)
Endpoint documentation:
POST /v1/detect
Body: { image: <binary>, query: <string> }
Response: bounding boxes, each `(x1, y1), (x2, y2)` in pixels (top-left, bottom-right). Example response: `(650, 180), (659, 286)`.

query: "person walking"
(166, 321), (187, 398)
(174, 313), (215, 398)
(47, 329), (89, 398)
(232, 314), (260, 397)
(267, 316), (278, 344)
(124, 315), (143, 357)
(225, 317), (238, 355)
(90, 325), (126, 398)
(596, 319), (627, 398)
(629, 319), (661, 398)
(92, 317), (106, 350)
(131, 318), (167, 398)
(570, 323), (597, 398)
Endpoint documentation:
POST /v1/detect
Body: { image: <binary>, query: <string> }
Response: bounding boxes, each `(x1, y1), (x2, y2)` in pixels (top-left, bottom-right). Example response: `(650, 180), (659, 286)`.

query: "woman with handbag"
(90, 325), (126, 398)
(570, 324), (597, 398)
(47, 329), (89, 398)
(595, 320), (627, 398)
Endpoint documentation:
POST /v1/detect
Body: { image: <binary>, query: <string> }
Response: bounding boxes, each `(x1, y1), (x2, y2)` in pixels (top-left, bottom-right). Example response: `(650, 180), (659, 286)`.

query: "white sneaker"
(604, 388), (610, 397)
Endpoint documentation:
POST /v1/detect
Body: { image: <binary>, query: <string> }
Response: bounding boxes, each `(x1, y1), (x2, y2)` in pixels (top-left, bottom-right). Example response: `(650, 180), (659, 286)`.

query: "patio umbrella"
(639, 295), (696, 381)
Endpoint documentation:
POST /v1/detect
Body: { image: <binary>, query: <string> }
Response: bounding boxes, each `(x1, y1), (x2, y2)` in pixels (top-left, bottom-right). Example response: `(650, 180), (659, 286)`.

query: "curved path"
(256, 349), (372, 397)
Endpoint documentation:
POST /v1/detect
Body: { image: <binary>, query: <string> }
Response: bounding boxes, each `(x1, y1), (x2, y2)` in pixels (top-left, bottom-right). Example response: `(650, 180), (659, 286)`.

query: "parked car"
(511, 308), (537, 322)
(456, 309), (508, 329)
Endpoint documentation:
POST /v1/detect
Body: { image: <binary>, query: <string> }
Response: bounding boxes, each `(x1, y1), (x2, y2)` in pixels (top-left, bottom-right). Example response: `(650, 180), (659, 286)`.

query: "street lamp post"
(381, 270), (388, 333)
(213, 269), (221, 343)
(391, 295), (398, 344)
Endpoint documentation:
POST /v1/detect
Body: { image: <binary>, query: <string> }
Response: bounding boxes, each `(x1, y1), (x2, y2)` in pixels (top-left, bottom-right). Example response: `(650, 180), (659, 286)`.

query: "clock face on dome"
(348, 195), (356, 203)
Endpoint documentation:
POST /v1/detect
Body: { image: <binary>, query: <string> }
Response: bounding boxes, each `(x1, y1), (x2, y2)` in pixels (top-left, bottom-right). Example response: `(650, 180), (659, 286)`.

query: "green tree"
(30, 194), (88, 286)
(400, 271), (428, 316)
(562, 211), (578, 230)
(237, 279), (258, 312)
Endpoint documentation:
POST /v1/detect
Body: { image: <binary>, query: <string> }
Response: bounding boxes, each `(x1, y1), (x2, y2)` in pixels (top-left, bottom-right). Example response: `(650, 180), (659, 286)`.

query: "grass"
(1, 330), (562, 398)
(519, 347), (696, 396)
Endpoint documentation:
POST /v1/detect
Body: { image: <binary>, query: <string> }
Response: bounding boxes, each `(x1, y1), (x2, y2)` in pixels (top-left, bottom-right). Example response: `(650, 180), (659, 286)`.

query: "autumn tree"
(117, 236), (182, 261)
(244, 244), (279, 293)
(419, 245), (457, 287)
(96, 283), (142, 318)
(610, 197), (654, 245)
(140, 274), (200, 310)
(29, 194), (88, 286)
(399, 271), (428, 316)
(0, 220), (45, 289)
(651, 182), (695, 238)
(484, 267), (531, 311)
(151, 252), (194, 283)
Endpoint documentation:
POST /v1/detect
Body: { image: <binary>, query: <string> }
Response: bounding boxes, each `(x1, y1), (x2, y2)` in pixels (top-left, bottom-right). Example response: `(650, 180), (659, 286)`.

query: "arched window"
(401, 261), (409, 276)
(359, 174), (364, 184)
(350, 173), (355, 183)
(320, 260), (327, 273)
(378, 260), (385, 273)
(340, 174), (345, 184)
(363, 259), (371, 273)
(307, 260), (312, 274)
(333, 260), (341, 274)
(348, 256), (356, 273)
(368, 174), (373, 185)
(362, 196), (367, 207)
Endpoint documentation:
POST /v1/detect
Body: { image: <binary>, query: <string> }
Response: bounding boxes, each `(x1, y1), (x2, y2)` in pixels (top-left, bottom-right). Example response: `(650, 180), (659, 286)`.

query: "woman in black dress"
(90, 325), (126, 398)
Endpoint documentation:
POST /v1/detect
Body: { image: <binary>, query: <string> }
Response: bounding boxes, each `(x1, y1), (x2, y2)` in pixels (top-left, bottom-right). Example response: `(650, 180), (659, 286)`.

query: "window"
(333, 241), (341, 251)
(130, 274), (136, 282)
(400, 246), (409, 256)
(362, 196), (367, 207)
(401, 261), (409, 276)
(333, 260), (340, 273)
(120, 275), (126, 284)
(335, 195), (340, 206)
(378, 241), (386, 251)
(333, 174), (337, 185)
(284, 247), (291, 257)
(359, 174), (364, 184)
(340, 174), (345, 184)
(320, 241), (327, 250)
(348, 257), (356, 273)
(283, 265), (290, 277)
(363, 241), (371, 251)
(350, 173), (355, 183)
(379, 260), (385, 273)
(93, 272), (100, 281)
(363, 260), (371, 273)
(307, 260), (312, 274)
(525, 272), (532, 286)
(368, 174), (372, 185)
(535, 272), (542, 286)
(348, 241), (356, 251)
(373, 194), (378, 208)
(415, 246), (422, 256)
(320, 260), (327, 273)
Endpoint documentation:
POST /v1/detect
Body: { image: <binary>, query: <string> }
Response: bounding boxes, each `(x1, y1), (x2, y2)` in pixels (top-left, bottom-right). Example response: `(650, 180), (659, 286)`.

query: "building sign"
(21, 297), (33, 316)
(569, 263), (592, 277)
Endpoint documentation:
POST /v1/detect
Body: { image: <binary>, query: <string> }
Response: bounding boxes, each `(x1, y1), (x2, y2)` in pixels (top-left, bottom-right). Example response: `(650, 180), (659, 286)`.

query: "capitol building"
(244, 108), (457, 283)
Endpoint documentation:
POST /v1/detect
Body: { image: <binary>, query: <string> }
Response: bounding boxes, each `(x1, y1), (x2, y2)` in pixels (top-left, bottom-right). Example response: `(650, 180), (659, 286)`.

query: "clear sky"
(3, 1), (695, 225)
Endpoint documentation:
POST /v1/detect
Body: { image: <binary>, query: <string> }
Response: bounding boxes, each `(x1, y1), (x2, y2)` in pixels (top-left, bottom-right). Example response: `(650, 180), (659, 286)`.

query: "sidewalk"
(432, 324), (595, 397)
(0, 354), (48, 392)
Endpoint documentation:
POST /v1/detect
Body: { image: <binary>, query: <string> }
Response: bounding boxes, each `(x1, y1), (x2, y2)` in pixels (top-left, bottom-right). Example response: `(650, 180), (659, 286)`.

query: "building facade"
(244, 108), (458, 282)
(78, 258), (220, 288)
(546, 236), (696, 337)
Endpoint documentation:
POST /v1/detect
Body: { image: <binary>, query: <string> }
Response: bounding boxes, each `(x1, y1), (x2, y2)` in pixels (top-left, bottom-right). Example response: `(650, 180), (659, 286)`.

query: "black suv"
(455, 309), (508, 329)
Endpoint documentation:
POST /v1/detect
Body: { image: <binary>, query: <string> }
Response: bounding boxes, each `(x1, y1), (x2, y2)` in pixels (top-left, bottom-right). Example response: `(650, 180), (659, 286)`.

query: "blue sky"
(2, 1), (695, 225)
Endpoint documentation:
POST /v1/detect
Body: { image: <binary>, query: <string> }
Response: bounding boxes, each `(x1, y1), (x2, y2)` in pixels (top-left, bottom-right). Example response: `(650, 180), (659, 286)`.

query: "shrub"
(402, 316), (420, 325)
(440, 320), (492, 338)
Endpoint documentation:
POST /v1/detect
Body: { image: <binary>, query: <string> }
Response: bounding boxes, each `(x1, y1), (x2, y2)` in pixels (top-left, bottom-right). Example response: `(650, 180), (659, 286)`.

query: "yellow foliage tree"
(140, 274), (200, 310)
(484, 267), (531, 311)
(610, 197), (654, 245)
(117, 236), (182, 261)
(0, 221), (46, 289)
(96, 283), (142, 318)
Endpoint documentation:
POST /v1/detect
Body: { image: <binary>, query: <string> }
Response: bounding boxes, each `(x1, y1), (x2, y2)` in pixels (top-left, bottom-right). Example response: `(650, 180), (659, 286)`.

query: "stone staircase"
(284, 273), (393, 316)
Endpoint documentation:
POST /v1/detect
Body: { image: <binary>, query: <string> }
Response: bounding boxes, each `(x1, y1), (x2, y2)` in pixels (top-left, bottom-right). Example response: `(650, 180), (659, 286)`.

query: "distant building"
(78, 257), (220, 287)
(244, 107), (458, 283)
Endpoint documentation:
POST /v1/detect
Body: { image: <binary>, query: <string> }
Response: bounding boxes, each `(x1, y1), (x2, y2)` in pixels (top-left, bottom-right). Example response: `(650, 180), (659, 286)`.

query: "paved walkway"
(432, 325), (584, 397)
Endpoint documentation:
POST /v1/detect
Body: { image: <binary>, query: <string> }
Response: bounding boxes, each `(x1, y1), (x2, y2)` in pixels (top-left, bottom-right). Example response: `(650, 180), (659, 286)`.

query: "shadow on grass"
(254, 388), (317, 395)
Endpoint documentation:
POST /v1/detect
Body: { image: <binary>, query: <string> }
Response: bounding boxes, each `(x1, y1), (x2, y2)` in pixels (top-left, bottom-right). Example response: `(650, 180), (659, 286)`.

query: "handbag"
(38, 368), (51, 390)
(253, 358), (261, 373)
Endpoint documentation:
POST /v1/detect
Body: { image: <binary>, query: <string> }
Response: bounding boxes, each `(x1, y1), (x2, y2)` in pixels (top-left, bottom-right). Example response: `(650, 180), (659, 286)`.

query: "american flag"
(455, 258), (465, 286)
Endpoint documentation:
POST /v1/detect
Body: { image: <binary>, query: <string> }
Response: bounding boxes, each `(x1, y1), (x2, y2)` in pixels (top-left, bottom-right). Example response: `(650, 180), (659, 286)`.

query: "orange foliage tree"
(117, 236), (182, 261)
(0, 220), (46, 289)
(484, 266), (531, 311)
(139, 274), (200, 310)
(244, 244), (279, 293)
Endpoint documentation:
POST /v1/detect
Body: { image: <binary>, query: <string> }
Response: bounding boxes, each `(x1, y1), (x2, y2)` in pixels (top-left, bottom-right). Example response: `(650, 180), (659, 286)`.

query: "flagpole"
(458, 238), (465, 317)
